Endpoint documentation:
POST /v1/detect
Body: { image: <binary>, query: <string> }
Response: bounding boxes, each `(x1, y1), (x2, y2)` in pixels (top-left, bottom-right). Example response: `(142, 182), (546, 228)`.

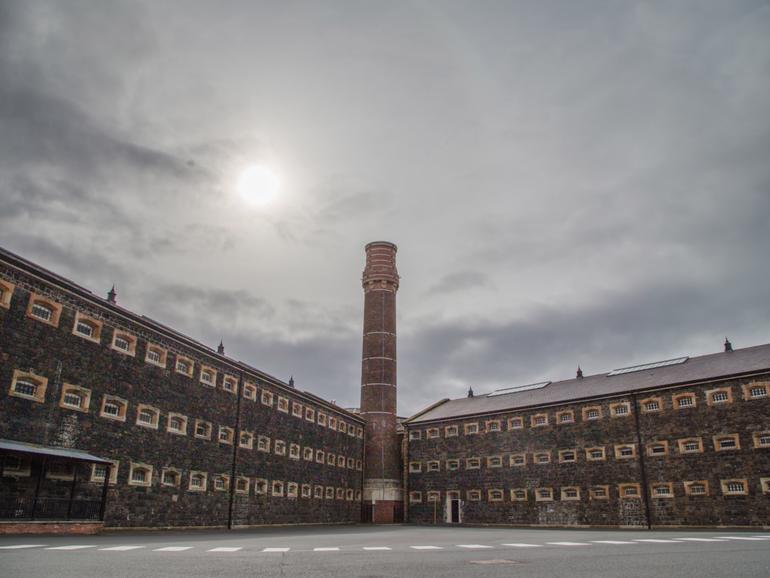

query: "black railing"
(0, 495), (102, 521)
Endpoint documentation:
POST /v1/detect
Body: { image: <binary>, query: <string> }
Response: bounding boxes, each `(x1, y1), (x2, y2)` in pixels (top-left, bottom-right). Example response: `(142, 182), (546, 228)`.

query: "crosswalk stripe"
(99, 546), (145, 551)
(46, 545), (97, 550)
(634, 539), (683, 543)
(591, 541), (636, 545)
(262, 547), (290, 552)
(502, 543), (542, 548)
(546, 542), (591, 546)
(313, 547), (340, 551)
(363, 547), (392, 550)
(676, 538), (728, 542)
(0, 545), (47, 549)
(457, 544), (493, 549)
(410, 546), (443, 550)
(153, 546), (193, 552)
(207, 547), (242, 552)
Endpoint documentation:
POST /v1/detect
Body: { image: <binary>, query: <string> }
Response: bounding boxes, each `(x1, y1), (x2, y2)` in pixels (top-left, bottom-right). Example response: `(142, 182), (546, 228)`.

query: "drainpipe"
(632, 394), (652, 529)
(227, 372), (244, 530)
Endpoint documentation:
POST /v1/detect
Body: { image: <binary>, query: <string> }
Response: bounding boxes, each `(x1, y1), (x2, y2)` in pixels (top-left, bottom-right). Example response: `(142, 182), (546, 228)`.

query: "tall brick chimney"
(360, 241), (403, 523)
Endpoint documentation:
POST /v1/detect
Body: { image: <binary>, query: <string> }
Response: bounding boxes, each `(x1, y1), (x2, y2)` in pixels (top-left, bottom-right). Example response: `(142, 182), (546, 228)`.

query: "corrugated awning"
(0, 439), (112, 464)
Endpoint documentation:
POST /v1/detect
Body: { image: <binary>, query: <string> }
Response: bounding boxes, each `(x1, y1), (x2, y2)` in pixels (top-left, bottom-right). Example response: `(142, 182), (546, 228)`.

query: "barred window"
(684, 481), (709, 496)
(162, 469), (181, 487)
(274, 440), (286, 455)
(60, 385), (90, 411)
(239, 431), (253, 449)
(409, 461), (422, 473)
(255, 479), (268, 494)
(583, 406), (602, 421)
(586, 447), (606, 461)
(488, 489), (504, 502)
(467, 490), (481, 501)
(557, 410), (574, 424)
(674, 393), (696, 408)
(194, 420), (212, 439)
(561, 487), (580, 500)
(287, 482), (298, 498)
(200, 367), (216, 387)
(531, 414), (548, 427)
(464, 422), (479, 435)
(445, 425), (459, 437)
(647, 442), (668, 456)
(426, 428), (440, 439)
(558, 449), (577, 463)
(277, 397), (289, 413)
(510, 488), (527, 501)
(272, 481), (284, 497)
(289, 443), (300, 459)
(136, 405), (160, 429)
(111, 331), (136, 356)
(642, 399), (661, 412)
(261, 390), (274, 406)
(303, 447), (314, 461)
(535, 488), (553, 501)
(243, 382), (257, 400)
(222, 376), (237, 393)
(10, 371), (48, 403)
(167, 414), (188, 435)
(466, 457), (481, 469)
(510, 453), (526, 466)
(218, 426), (234, 444)
(175, 356), (194, 377)
(236, 477), (250, 494)
(189, 472), (207, 491)
(292, 402), (303, 418)
(486, 420), (501, 432)
(409, 430), (421, 440)
(534, 452), (550, 464)
(128, 463), (153, 487)
(714, 434), (740, 451)
(610, 402), (630, 417)
(750, 385), (768, 398)
(487, 455), (503, 468)
(409, 491), (422, 503)
(651, 483), (673, 498)
(619, 483), (640, 498)
(315, 449), (325, 463)
(508, 416), (524, 429)
(722, 480), (747, 495)
(427, 460), (440, 472)
(590, 486), (609, 499)
(446, 459), (459, 471)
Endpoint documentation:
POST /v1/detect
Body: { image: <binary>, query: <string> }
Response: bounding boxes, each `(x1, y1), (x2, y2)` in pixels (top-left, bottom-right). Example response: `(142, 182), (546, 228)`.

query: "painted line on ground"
(45, 545), (97, 550)
(591, 541), (636, 545)
(634, 539), (683, 543)
(546, 542), (591, 546)
(363, 547), (392, 550)
(313, 547), (340, 551)
(262, 547), (290, 552)
(457, 544), (493, 549)
(153, 546), (193, 552)
(410, 546), (443, 550)
(208, 547), (242, 552)
(0, 544), (47, 549)
(676, 538), (728, 542)
(502, 543), (542, 548)
(99, 546), (145, 551)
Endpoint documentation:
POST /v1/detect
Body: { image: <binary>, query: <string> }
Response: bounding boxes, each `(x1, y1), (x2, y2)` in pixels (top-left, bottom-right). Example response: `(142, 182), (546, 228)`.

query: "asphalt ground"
(1, 524), (769, 577)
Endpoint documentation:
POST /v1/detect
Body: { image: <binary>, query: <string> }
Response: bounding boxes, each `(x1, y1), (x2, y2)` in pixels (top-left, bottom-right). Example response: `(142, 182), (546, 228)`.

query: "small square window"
(189, 471), (207, 492)
(487, 455), (503, 468)
(338, 421), (347, 433)
(467, 490), (481, 501)
(557, 410), (574, 424)
(327, 453), (336, 465)
(100, 395), (128, 421)
(713, 434), (740, 451)
(145, 345), (168, 368)
(72, 312), (103, 343)
(426, 427), (440, 439)
(337, 455), (345, 468)
(707, 387), (732, 405)
(199, 366), (217, 387)
(677, 438), (703, 454)
(409, 430), (422, 441)
(618, 483), (641, 498)
(508, 416), (524, 430)
(175, 356), (194, 377)
(488, 489), (504, 502)
(466, 457), (481, 470)
(317, 412), (327, 426)
(684, 480), (709, 496)
(673, 392), (696, 409)
(218, 426), (234, 444)
(721, 479), (748, 496)
(510, 488), (527, 501)
(409, 491), (422, 503)
(110, 330), (137, 356)
(427, 460), (440, 472)
(90, 461), (118, 485)
(128, 463), (153, 487)
(161, 468), (182, 488)
(167, 413), (188, 435)
(194, 420), (212, 440)
(328, 416), (338, 430)
(582, 406), (602, 421)
(292, 402), (303, 418)
(531, 413), (548, 427)
(314, 485), (324, 499)
(302, 484), (312, 498)
(614, 444), (636, 459)
(445, 425), (459, 437)
(277, 397), (290, 413)
(303, 447), (314, 461)
(325, 487), (335, 500)
(59, 384), (91, 412)
(274, 440), (286, 455)
(534, 452), (551, 464)
(336, 488), (345, 500)
(743, 382), (769, 400)
(289, 443), (300, 460)
(427, 490), (441, 503)
(236, 477), (250, 494)
(760, 478), (770, 495)
(10, 370), (48, 403)
(486, 420), (501, 432)
(287, 482), (299, 498)
(651, 483), (674, 498)
(535, 488), (553, 502)
(586, 447), (606, 461)
(646, 441), (668, 456)
(589, 485), (609, 500)
(315, 449), (325, 463)
(464, 422), (479, 435)
(305, 407), (315, 422)
(243, 382), (257, 400)
(409, 461), (422, 473)
(446, 459), (460, 470)
(26, 294), (62, 327)
(0, 280), (15, 309)
(610, 402), (631, 417)
(561, 487), (580, 501)
(222, 376), (238, 393)
(136, 404), (160, 429)
(641, 397), (662, 413)
(753, 431), (770, 448)
(558, 449), (577, 463)
(261, 390), (274, 407)
(255, 478), (268, 495)
(239, 431), (254, 449)
(272, 481), (284, 497)
(510, 453), (526, 467)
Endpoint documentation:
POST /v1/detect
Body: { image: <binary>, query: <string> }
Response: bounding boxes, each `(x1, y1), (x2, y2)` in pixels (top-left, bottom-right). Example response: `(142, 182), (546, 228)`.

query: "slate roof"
(406, 342), (770, 424)
(0, 439), (112, 463)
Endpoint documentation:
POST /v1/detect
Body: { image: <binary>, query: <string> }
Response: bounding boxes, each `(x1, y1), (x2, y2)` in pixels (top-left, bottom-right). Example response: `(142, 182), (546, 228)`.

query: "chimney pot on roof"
(107, 285), (117, 304)
(724, 337), (733, 352)
(217, 340), (225, 355)
(289, 375), (295, 388)
(467, 387), (474, 398)
(577, 365), (583, 379)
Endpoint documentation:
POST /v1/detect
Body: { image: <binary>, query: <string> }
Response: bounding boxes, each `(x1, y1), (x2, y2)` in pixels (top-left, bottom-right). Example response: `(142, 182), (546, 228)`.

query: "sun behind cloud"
(236, 164), (281, 206)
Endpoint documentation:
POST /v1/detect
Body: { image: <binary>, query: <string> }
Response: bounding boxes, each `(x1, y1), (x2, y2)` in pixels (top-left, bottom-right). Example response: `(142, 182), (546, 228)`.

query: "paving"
(1, 525), (769, 577)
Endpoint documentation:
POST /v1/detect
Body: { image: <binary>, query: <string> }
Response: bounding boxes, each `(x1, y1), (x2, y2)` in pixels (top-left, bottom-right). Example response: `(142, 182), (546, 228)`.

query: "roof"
(0, 439), (112, 464)
(0, 245), (365, 424)
(406, 342), (770, 424)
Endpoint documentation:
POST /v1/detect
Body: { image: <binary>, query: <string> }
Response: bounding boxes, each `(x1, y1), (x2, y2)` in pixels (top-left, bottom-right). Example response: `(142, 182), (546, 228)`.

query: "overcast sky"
(2, 1), (769, 415)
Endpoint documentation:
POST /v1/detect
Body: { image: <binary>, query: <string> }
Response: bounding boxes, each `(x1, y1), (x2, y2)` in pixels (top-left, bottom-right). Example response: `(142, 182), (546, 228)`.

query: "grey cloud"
(429, 271), (488, 295)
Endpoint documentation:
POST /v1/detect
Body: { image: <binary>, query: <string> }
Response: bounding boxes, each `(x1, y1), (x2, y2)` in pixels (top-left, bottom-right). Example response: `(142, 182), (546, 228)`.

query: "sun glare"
(237, 165), (281, 205)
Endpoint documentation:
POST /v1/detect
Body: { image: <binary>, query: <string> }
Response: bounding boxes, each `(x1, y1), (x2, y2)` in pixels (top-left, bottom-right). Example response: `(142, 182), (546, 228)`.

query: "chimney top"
(288, 376), (295, 388)
(724, 337), (733, 352)
(107, 285), (117, 304)
(362, 241), (399, 290)
(576, 365), (583, 379)
(467, 387), (474, 398)
(217, 340), (225, 355)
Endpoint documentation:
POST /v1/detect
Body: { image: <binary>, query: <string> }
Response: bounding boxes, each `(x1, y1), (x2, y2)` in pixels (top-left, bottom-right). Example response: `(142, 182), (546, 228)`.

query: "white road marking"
(634, 539), (683, 543)
(0, 544), (47, 549)
(410, 546), (443, 550)
(262, 547), (290, 552)
(676, 538), (728, 542)
(99, 546), (145, 551)
(208, 547), (242, 552)
(546, 542), (591, 546)
(715, 537), (766, 541)
(313, 547), (340, 551)
(363, 547), (392, 550)
(153, 546), (193, 552)
(46, 545), (97, 550)
(591, 541), (636, 545)
(502, 543), (542, 548)
(457, 544), (493, 549)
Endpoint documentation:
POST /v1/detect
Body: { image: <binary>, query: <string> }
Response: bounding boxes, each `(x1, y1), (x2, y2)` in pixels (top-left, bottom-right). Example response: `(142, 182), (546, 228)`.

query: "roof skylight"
(487, 381), (551, 397)
(607, 357), (688, 377)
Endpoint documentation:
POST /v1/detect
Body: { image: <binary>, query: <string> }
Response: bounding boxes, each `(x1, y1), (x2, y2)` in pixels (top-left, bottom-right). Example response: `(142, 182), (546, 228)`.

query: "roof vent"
(607, 356), (688, 377)
(487, 381), (551, 397)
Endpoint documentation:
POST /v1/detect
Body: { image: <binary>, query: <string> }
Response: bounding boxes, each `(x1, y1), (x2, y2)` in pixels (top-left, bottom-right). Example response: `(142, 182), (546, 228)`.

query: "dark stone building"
(0, 247), (365, 529)
(404, 344), (770, 528)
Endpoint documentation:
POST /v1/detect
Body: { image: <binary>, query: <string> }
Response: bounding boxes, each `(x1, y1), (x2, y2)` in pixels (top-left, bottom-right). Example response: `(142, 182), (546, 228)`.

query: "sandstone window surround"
(409, 491), (422, 503)
(136, 404), (160, 429)
(328, 415), (338, 430)
(236, 477), (250, 494)
(558, 449), (577, 463)
(175, 355), (195, 378)
(327, 453), (336, 466)
(488, 489), (504, 502)
(301, 484), (312, 498)
(213, 474), (230, 492)
(672, 391), (697, 409)
(292, 402), (303, 418)
(90, 460), (119, 485)
(409, 429), (421, 441)
(222, 375), (238, 394)
(239, 431), (254, 449)
(72, 312), (103, 344)
(742, 381), (769, 400)
(721, 479), (748, 496)
(465, 457), (481, 470)
(589, 485), (610, 500)
(683, 480), (709, 496)
(464, 422), (479, 435)
(59, 383), (91, 412)
(510, 453), (527, 467)
(426, 427), (440, 439)
(586, 447), (606, 461)
(510, 488), (527, 501)
(274, 440), (286, 456)
(289, 443), (301, 460)
(100, 394), (128, 421)
(713, 433), (740, 452)
(317, 411), (327, 426)
(646, 441), (669, 457)
(485, 420), (502, 432)
(677, 437), (704, 454)
(556, 410), (574, 424)
(110, 329), (137, 356)
(618, 483), (641, 498)
(255, 478), (268, 495)
(199, 366), (217, 388)
(314, 485), (324, 499)
(271, 481), (284, 497)
(261, 390), (274, 407)
(357, 426), (364, 439)
(614, 444), (637, 460)
(303, 447), (314, 461)
(356, 459), (363, 471)
(194, 419), (212, 440)
(337, 455), (345, 468)
(315, 449), (325, 463)
(706, 387), (733, 406)
(128, 462), (153, 487)
(446, 459), (460, 471)
(305, 407), (315, 422)
(166, 413), (188, 436)
(243, 382), (257, 400)
(651, 482), (674, 498)
(610, 401), (631, 417)
(0, 279), (14, 308)
(534, 451), (551, 465)
(467, 489), (481, 501)
(531, 413), (548, 428)
(427, 491), (440, 503)
(338, 420), (347, 433)
(9, 370), (48, 403)
(336, 488), (345, 500)
(760, 478), (770, 495)
(161, 468), (182, 488)
(26, 293), (62, 327)
(188, 471), (207, 492)
(640, 396), (663, 413)
(218, 426), (235, 445)
(145, 344), (168, 368)
(287, 482), (299, 498)
(325, 486), (335, 499)
(535, 487), (553, 502)
(561, 486), (581, 501)
(445, 425), (459, 437)
(582, 406), (602, 421)
(508, 416), (524, 430)
(487, 455), (503, 468)
(753, 431), (770, 448)
(347, 457), (355, 469)
(46, 461), (75, 481)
